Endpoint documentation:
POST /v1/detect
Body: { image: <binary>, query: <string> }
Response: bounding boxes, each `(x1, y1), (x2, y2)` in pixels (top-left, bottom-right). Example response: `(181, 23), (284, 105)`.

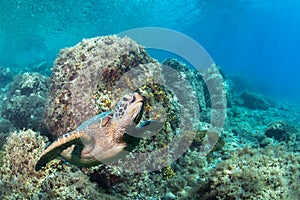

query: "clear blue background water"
(0, 0), (299, 102)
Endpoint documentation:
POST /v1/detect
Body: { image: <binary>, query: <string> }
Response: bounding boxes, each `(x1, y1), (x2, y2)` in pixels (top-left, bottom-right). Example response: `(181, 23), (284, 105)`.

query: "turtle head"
(113, 92), (144, 128)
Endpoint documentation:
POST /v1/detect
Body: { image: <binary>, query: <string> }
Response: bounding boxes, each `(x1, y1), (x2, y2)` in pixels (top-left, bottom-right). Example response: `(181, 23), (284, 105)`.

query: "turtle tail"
(35, 131), (89, 171)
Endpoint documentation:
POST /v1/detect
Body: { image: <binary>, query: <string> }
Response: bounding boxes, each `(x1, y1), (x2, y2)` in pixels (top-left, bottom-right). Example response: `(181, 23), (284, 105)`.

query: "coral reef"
(262, 121), (300, 152)
(162, 58), (207, 112)
(238, 91), (270, 110)
(42, 35), (158, 139)
(0, 129), (105, 199)
(105, 146), (211, 199)
(1, 35), (298, 199)
(198, 146), (300, 199)
(200, 64), (229, 136)
(37, 170), (106, 200)
(265, 121), (291, 141)
(0, 72), (49, 131)
(162, 59), (232, 123)
(203, 64), (231, 109)
(0, 129), (59, 199)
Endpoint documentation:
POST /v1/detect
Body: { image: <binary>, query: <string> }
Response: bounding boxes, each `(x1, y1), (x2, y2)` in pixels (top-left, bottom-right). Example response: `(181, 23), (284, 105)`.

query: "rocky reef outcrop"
(0, 72), (49, 131)
(0, 34), (299, 199)
(237, 91), (270, 110)
(0, 129), (103, 199)
(198, 146), (300, 199)
(42, 35), (158, 139)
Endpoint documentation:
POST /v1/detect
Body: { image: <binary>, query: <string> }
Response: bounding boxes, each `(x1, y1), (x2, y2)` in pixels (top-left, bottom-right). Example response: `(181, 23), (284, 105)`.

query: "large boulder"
(238, 91), (270, 110)
(41, 35), (160, 139)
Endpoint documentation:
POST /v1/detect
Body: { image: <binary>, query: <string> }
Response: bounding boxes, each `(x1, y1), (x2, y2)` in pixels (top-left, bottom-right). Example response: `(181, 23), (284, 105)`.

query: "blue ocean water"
(0, 0), (299, 102)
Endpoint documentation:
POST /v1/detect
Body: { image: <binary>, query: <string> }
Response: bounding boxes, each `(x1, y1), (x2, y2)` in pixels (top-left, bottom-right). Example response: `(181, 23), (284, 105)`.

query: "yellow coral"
(163, 165), (175, 180)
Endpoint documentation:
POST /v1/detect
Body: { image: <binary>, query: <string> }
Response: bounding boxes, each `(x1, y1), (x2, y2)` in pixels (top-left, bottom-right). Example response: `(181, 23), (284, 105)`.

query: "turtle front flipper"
(128, 120), (164, 138)
(35, 131), (92, 171)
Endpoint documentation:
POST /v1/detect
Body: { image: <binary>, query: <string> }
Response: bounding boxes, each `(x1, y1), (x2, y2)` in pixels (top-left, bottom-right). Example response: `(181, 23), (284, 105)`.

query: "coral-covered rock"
(199, 146), (300, 199)
(0, 129), (58, 199)
(161, 60), (228, 154)
(238, 91), (270, 110)
(41, 35), (200, 170)
(264, 121), (295, 142)
(87, 166), (125, 190)
(162, 58), (207, 112)
(0, 72), (49, 131)
(203, 64), (231, 109)
(0, 129), (103, 199)
(42, 35), (158, 139)
(37, 170), (103, 199)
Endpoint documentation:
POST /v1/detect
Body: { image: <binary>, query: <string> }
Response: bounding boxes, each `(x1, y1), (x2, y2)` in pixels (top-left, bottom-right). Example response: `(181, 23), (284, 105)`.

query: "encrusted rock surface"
(0, 129), (103, 200)
(1, 72), (49, 131)
(42, 35), (159, 139)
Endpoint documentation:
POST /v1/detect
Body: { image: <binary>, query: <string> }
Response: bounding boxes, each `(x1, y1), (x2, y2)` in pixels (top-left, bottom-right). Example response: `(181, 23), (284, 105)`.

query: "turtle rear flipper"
(35, 131), (92, 171)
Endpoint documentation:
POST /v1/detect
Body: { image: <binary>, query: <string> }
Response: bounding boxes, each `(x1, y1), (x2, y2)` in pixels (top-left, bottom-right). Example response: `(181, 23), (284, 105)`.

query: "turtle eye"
(130, 95), (136, 103)
(122, 97), (129, 101)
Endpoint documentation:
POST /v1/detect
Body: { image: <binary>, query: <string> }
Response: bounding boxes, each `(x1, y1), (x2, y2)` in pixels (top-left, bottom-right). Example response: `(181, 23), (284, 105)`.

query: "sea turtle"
(35, 92), (162, 171)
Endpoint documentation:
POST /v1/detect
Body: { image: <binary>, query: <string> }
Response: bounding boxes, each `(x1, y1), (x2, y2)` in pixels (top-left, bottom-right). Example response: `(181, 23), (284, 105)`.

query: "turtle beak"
(134, 93), (143, 104)
(133, 93), (144, 124)
(134, 105), (143, 125)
